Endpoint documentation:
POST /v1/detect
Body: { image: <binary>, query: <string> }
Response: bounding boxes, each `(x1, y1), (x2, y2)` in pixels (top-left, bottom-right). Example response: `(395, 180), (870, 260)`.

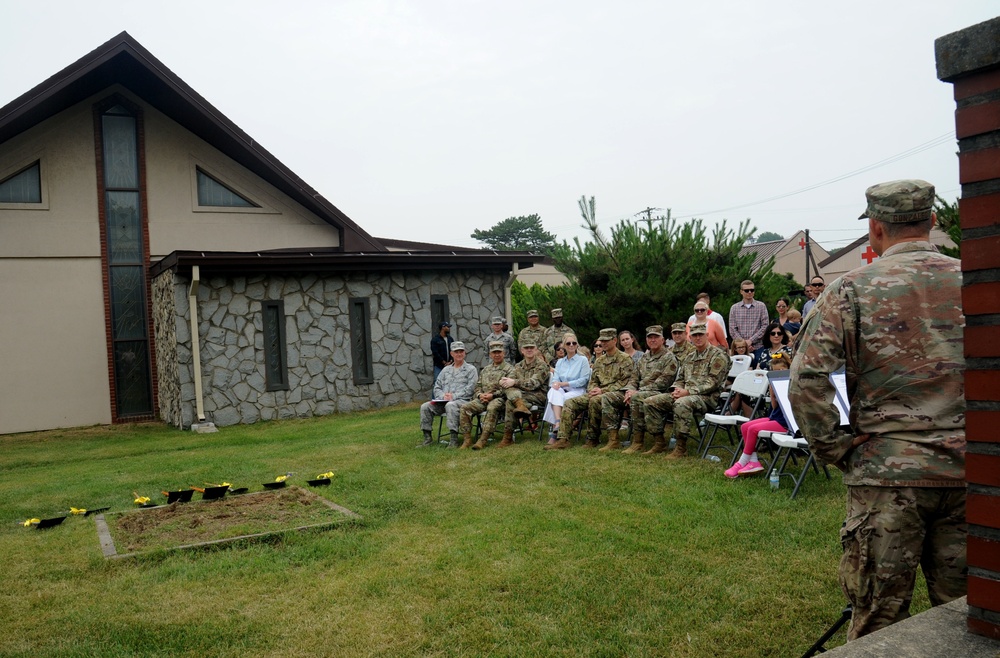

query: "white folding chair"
(765, 432), (831, 499)
(717, 354), (753, 412)
(699, 369), (770, 460)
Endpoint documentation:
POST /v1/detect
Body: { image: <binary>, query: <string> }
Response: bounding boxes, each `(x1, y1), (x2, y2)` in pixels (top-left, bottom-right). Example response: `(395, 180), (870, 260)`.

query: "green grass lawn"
(0, 405), (930, 657)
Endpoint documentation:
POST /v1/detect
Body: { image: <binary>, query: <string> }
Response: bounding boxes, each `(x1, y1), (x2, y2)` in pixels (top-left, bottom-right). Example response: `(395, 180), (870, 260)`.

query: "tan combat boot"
(498, 425), (515, 448)
(598, 429), (622, 452)
(471, 435), (488, 450)
(642, 433), (666, 455)
(545, 438), (570, 450)
(512, 398), (532, 420)
(459, 431), (473, 449)
(583, 436), (600, 449)
(622, 431), (645, 455)
(665, 434), (689, 460)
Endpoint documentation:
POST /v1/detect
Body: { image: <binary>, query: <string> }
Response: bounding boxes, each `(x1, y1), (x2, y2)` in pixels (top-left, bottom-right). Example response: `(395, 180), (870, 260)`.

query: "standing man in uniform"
(643, 324), (729, 457)
(419, 342), (478, 448)
(621, 325), (680, 454)
(486, 316), (518, 366)
(430, 321), (453, 384)
(789, 179), (966, 641)
(544, 308), (574, 359)
(729, 280), (769, 351)
(546, 328), (634, 450)
(494, 340), (550, 448)
(518, 310), (548, 362)
(458, 341), (515, 450)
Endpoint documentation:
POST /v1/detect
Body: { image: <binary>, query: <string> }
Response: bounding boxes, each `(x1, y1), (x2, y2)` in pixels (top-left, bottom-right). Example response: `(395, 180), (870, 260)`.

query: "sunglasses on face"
(694, 309), (707, 313)
(564, 341), (577, 346)
(770, 331), (784, 336)
(812, 283), (825, 288)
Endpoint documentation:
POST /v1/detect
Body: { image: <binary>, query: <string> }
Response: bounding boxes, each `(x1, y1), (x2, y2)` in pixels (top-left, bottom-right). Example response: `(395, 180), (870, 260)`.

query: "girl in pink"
(724, 353), (791, 478)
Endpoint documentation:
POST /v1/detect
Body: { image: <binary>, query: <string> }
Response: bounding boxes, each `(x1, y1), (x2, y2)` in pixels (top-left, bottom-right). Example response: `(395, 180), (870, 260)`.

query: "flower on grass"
(132, 491), (150, 505)
(70, 507), (86, 515)
(23, 518), (40, 527)
(317, 472), (334, 479)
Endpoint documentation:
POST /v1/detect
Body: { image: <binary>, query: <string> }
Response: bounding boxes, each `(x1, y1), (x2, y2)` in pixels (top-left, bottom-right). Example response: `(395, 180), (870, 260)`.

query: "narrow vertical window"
(349, 297), (374, 384)
(262, 300), (289, 391)
(431, 294), (450, 332)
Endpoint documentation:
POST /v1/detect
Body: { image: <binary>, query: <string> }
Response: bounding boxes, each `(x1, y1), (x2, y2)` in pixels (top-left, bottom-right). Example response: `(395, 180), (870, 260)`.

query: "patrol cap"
(526, 309), (539, 318)
(489, 341), (504, 352)
(551, 308), (564, 318)
(859, 179), (935, 223)
(646, 325), (664, 337)
(450, 341), (466, 352)
(670, 322), (687, 333)
(688, 324), (708, 336)
(598, 328), (617, 341)
(438, 321), (451, 329)
(520, 339), (537, 348)
(490, 316), (505, 325)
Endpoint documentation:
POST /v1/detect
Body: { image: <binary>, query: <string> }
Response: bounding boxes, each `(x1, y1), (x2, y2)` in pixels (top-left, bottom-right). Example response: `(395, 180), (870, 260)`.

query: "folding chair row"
(699, 369), (771, 461)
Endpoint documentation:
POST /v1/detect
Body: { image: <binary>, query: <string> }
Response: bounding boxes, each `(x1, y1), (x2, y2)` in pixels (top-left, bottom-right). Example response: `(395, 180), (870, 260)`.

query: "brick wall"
(936, 16), (1000, 641)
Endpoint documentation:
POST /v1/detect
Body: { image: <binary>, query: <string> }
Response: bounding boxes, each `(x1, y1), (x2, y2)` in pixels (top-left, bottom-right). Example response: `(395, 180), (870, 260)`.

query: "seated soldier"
(419, 341), (478, 448)
(620, 325), (680, 454)
(640, 323), (729, 457)
(458, 341), (515, 450)
(546, 327), (635, 450)
(494, 339), (550, 448)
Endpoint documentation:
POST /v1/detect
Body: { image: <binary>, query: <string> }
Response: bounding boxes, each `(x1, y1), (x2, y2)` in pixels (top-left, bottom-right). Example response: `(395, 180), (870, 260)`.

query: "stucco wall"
(0, 258), (111, 433)
(153, 269), (505, 428)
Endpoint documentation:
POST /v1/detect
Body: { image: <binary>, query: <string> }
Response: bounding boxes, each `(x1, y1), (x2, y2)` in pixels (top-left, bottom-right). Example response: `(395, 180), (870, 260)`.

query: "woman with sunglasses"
(542, 333), (591, 443)
(753, 321), (791, 371)
(688, 301), (727, 348)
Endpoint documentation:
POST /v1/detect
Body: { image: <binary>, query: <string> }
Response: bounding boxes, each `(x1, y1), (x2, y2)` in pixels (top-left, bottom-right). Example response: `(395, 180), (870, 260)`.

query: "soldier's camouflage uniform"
(459, 360), (516, 438)
(644, 345), (728, 437)
(421, 362), (478, 432)
(558, 349), (635, 442)
(789, 240), (966, 641)
(503, 355), (550, 418)
(544, 323), (575, 360)
(518, 325), (549, 361)
(670, 340), (696, 365)
(623, 348), (680, 434)
(486, 330), (518, 365)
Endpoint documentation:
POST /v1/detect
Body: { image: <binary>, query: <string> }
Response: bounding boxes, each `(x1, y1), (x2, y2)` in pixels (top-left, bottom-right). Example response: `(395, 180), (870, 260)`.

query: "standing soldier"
(669, 322), (696, 363)
(493, 340), (550, 448)
(621, 325), (680, 454)
(430, 321), (453, 384)
(642, 324), (728, 457)
(546, 328), (634, 450)
(544, 308), (574, 359)
(485, 315), (517, 365)
(789, 179), (966, 641)
(518, 310), (548, 362)
(458, 341), (515, 450)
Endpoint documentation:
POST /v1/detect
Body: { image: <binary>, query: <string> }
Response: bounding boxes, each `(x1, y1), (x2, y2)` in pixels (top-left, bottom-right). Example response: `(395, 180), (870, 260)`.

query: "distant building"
(739, 230), (831, 284)
(819, 226), (955, 281)
(0, 33), (541, 434)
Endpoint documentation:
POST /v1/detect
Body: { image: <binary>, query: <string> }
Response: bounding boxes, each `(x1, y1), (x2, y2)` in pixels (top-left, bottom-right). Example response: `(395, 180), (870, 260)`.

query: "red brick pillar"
(936, 17), (1000, 641)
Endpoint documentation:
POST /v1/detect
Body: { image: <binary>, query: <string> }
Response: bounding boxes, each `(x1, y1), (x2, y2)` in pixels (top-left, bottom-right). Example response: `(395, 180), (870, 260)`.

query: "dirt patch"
(106, 487), (357, 555)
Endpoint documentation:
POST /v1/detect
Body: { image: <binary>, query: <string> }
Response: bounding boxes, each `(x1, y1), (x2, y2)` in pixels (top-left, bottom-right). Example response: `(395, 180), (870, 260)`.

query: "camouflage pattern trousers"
(627, 391), (663, 433)
(642, 392), (714, 437)
(459, 398), (506, 437)
(420, 399), (468, 433)
(840, 486), (967, 641)
(557, 391), (626, 442)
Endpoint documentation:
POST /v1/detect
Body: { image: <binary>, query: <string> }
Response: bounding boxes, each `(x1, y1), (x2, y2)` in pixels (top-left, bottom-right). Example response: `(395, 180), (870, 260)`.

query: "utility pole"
(805, 229), (811, 282)
(635, 207), (663, 223)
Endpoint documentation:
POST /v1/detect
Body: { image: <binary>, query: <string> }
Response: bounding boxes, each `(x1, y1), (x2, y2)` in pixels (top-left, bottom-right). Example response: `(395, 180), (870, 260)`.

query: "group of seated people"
(420, 291), (802, 477)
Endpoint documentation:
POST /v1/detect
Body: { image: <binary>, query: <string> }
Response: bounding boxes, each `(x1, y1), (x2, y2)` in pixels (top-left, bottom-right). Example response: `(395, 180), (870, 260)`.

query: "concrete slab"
(825, 598), (1000, 657)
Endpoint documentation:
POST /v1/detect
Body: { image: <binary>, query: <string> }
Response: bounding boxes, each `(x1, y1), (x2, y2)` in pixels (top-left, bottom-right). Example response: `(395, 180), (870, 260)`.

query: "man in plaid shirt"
(728, 279), (769, 351)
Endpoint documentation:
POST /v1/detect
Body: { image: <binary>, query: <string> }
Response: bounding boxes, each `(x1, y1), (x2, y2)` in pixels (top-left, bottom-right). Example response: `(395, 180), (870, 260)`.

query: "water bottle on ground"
(707, 455), (721, 463)
(769, 469), (780, 490)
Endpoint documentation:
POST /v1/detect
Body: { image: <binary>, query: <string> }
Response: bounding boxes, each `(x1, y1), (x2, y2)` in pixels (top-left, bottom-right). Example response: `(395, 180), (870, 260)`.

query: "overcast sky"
(2, 2), (996, 251)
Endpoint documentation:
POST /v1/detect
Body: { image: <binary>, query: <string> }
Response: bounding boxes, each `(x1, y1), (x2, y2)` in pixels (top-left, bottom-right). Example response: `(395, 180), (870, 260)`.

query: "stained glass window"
(196, 169), (257, 207)
(0, 161), (41, 203)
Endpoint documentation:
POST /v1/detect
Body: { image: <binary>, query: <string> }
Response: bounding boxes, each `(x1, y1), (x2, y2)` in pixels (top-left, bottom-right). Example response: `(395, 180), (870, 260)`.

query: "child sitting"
(724, 353), (791, 478)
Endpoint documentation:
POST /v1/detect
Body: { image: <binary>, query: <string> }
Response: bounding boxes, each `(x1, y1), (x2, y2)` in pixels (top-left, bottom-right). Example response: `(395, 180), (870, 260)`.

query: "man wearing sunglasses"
(790, 179), (966, 641)
(802, 276), (825, 318)
(728, 280), (769, 351)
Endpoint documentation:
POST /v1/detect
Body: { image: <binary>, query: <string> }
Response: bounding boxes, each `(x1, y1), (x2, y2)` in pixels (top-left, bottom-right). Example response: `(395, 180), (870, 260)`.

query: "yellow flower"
(318, 472), (334, 479)
(133, 496), (150, 505)
(275, 475), (288, 483)
(70, 507), (86, 515)
(23, 518), (40, 527)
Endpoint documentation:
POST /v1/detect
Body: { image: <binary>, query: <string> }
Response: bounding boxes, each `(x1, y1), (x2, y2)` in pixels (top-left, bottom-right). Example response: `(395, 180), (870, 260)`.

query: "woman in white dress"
(542, 333), (591, 443)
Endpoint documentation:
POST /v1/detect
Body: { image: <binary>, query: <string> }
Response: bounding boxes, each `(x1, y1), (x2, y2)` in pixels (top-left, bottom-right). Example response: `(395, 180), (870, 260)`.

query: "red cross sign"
(861, 245), (878, 264)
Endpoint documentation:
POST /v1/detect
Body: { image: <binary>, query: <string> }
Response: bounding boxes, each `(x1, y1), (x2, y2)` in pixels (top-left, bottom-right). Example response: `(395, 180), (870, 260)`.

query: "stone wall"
(152, 269), (506, 428)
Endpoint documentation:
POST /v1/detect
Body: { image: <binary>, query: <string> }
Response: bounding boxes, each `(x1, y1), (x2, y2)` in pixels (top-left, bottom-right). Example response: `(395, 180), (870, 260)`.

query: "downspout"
(504, 263), (519, 328)
(188, 265), (206, 423)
